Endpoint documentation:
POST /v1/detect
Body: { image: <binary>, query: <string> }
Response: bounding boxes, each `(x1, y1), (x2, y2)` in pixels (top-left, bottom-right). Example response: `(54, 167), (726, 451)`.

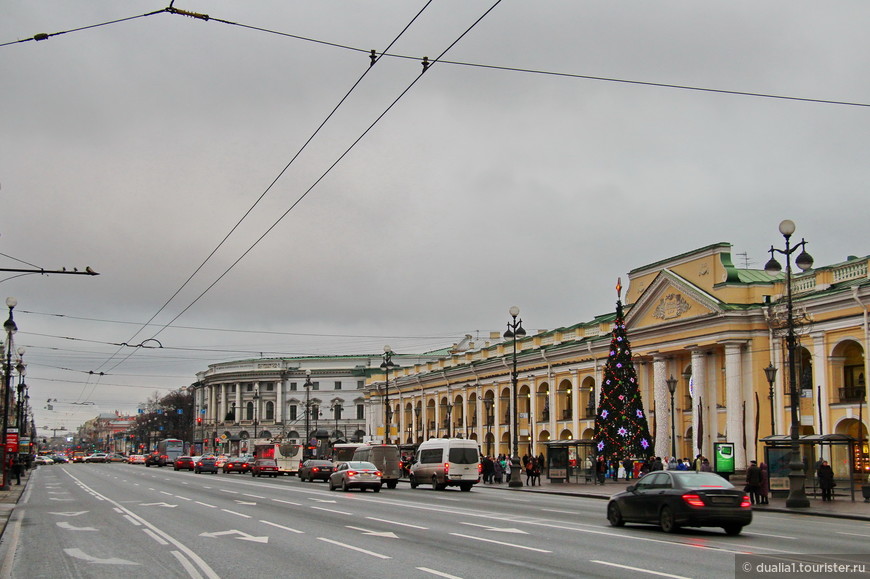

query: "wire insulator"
(34, 33), (49, 41)
(421, 56), (430, 72)
(370, 49), (377, 67)
(167, 7), (209, 21)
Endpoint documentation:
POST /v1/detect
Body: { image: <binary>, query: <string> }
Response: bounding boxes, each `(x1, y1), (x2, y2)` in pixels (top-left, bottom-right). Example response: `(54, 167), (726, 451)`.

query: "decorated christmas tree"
(594, 279), (654, 460)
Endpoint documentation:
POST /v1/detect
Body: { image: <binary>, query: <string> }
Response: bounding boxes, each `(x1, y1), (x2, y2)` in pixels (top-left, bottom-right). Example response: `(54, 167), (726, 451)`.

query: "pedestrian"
(532, 458), (541, 486)
(693, 454), (703, 472)
(504, 457), (512, 484)
(640, 458), (652, 476)
(668, 456), (678, 470)
(651, 456), (664, 471)
(623, 458), (633, 480)
(633, 460), (642, 479)
(759, 462), (769, 504)
(493, 458), (504, 484)
(676, 458), (688, 471)
(700, 458), (712, 472)
(745, 460), (763, 505)
(482, 455), (494, 484)
(525, 458), (535, 486)
(10, 454), (21, 485)
(817, 460), (835, 501)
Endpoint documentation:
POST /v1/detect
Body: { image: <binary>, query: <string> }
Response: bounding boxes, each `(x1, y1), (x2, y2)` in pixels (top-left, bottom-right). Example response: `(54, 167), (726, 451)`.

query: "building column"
(653, 356), (669, 460)
(571, 371), (580, 438)
(723, 341), (746, 470)
(690, 349), (706, 459)
(277, 378), (284, 425)
(234, 383), (241, 425)
(812, 334), (828, 437)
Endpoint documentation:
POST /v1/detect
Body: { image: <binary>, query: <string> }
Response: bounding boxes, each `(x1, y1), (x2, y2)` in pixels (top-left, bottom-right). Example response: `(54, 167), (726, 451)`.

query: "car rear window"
(673, 472), (733, 489)
(448, 447), (479, 464)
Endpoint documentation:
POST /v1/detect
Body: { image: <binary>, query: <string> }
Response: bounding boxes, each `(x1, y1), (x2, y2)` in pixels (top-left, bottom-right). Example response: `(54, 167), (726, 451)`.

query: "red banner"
(6, 429), (19, 454)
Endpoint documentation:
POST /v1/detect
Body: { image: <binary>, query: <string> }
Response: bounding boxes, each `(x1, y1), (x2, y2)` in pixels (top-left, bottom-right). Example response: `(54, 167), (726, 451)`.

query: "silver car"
(328, 461), (382, 492)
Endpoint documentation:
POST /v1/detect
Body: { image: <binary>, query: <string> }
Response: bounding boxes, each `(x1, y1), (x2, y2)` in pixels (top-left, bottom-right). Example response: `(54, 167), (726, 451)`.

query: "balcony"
(562, 409), (572, 420)
(838, 387), (866, 404)
(584, 407), (595, 419)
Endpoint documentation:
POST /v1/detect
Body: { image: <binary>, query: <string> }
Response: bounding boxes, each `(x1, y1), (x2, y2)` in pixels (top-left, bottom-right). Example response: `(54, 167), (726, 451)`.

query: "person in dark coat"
(745, 460), (763, 505)
(817, 460), (835, 501)
(759, 462), (770, 504)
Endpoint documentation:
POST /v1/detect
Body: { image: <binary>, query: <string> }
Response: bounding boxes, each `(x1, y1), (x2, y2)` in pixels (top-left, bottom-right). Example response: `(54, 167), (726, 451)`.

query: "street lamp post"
(252, 388), (260, 439)
(504, 306), (527, 488)
(764, 219), (813, 509)
(15, 351), (25, 440)
(445, 402), (453, 438)
(331, 402), (342, 442)
(764, 363), (778, 436)
(666, 375), (678, 459)
(380, 346), (396, 444)
(1, 298), (17, 491)
(414, 406), (420, 443)
(304, 370), (313, 459)
(483, 398), (494, 457)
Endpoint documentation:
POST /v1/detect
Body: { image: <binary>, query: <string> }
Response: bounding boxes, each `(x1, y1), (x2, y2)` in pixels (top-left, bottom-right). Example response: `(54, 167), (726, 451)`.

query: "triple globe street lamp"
(504, 306), (527, 488)
(1, 298), (17, 491)
(764, 219), (813, 509)
(380, 346), (397, 444)
(666, 375), (678, 460)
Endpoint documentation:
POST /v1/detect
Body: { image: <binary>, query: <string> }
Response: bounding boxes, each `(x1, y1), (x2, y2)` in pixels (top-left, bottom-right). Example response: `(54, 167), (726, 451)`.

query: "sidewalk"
(0, 467), (31, 540)
(492, 474), (870, 521)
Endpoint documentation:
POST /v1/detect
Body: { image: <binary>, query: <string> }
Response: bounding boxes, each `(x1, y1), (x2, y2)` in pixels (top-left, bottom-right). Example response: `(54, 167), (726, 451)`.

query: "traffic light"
(196, 417), (202, 425)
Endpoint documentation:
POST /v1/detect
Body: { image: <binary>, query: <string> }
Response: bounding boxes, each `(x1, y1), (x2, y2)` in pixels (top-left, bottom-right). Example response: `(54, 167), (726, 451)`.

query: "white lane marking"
(234, 500), (257, 505)
(272, 499), (301, 506)
(56, 521), (97, 531)
(346, 525), (398, 538)
(171, 550), (203, 579)
(317, 537), (390, 559)
(745, 531), (795, 539)
(62, 471), (220, 579)
(311, 506), (353, 515)
(123, 515), (142, 526)
(48, 498), (74, 501)
(460, 522), (527, 534)
(417, 567), (463, 579)
(200, 529), (268, 543)
(261, 520), (304, 534)
(366, 516), (428, 530)
(49, 511), (88, 517)
(160, 491), (174, 496)
(221, 509), (252, 519)
(144, 528), (169, 545)
(196, 501), (217, 508)
(139, 502), (177, 508)
(64, 548), (138, 566)
(838, 531), (870, 538)
(541, 508), (581, 515)
(450, 533), (551, 553)
(220, 489), (239, 494)
(175, 496), (192, 501)
(591, 560), (691, 579)
(244, 494), (265, 499)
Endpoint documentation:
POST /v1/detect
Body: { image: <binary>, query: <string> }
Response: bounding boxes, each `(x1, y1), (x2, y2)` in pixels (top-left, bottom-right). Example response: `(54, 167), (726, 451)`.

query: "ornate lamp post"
(304, 370), (313, 459)
(504, 306), (527, 487)
(331, 402), (342, 442)
(764, 363), (778, 436)
(252, 387), (260, 439)
(483, 397), (494, 457)
(666, 375), (678, 459)
(764, 219), (813, 509)
(380, 346), (396, 444)
(445, 402), (453, 438)
(1, 298), (17, 491)
(414, 405), (420, 443)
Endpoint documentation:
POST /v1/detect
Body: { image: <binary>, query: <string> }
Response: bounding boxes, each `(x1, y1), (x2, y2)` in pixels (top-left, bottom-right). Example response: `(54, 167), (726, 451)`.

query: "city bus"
(331, 443), (365, 462)
(153, 438), (184, 467)
(253, 441), (303, 475)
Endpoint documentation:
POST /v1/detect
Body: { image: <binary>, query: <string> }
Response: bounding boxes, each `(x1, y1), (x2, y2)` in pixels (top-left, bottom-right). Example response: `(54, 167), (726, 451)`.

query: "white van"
(409, 438), (481, 491)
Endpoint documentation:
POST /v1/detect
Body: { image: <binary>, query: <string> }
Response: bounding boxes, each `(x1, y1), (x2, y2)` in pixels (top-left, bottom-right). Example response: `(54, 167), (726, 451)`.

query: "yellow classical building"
(369, 242), (869, 476)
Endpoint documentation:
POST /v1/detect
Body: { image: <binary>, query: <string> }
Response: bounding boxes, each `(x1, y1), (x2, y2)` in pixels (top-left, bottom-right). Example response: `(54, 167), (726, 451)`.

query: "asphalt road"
(4, 464), (870, 578)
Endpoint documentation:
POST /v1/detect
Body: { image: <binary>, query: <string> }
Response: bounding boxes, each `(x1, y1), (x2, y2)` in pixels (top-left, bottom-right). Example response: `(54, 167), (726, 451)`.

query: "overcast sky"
(2, 1), (868, 434)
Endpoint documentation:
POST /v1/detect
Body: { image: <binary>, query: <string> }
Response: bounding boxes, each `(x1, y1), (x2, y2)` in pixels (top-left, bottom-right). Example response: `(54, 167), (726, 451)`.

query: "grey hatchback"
(194, 456), (218, 474)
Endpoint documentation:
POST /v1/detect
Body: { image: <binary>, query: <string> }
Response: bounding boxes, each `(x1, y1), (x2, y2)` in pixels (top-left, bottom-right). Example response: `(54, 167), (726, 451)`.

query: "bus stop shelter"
(544, 440), (597, 484)
(761, 433), (857, 501)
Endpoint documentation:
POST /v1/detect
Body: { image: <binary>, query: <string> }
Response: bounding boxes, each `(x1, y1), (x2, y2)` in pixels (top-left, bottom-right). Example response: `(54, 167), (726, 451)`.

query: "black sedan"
(298, 459), (335, 482)
(194, 457), (218, 474)
(222, 457), (251, 474)
(606, 471), (752, 535)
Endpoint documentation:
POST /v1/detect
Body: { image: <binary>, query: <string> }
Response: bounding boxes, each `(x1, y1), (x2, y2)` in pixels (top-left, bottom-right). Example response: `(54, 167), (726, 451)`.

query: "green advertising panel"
(714, 442), (735, 474)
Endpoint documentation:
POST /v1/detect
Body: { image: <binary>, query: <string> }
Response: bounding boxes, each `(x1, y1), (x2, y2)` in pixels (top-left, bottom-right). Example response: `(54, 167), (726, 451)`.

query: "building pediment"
(625, 269), (724, 330)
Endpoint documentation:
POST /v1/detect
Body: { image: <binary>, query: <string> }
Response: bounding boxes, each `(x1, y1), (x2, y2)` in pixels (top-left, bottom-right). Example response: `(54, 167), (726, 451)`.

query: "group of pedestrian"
(480, 454), (512, 484)
(743, 460), (770, 505)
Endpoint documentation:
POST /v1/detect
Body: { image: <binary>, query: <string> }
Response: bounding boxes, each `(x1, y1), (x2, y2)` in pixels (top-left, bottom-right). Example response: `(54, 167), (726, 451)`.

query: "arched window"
(265, 401), (275, 420)
(245, 401), (254, 421)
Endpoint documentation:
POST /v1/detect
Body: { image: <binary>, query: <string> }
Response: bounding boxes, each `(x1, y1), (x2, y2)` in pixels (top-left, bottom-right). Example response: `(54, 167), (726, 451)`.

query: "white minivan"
(409, 438), (481, 491)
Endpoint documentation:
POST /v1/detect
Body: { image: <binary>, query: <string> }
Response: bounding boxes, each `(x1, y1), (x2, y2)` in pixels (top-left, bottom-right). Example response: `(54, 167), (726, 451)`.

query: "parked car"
(71, 452), (86, 463)
(223, 457), (251, 474)
(128, 455), (146, 464)
(107, 453), (128, 463)
(194, 456), (218, 474)
(298, 459), (335, 482)
(409, 438), (481, 491)
(328, 461), (382, 492)
(85, 453), (109, 463)
(174, 456), (196, 471)
(606, 471), (752, 535)
(50, 454), (70, 463)
(251, 459), (279, 478)
(35, 455), (54, 466)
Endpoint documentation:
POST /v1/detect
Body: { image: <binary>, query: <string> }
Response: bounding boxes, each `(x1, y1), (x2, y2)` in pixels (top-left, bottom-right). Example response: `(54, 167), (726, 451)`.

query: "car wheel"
(723, 525), (743, 536)
(329, 480), (335, 491)
(386, 480), (398, 490)
(409, 475), (418, 489)
(607, 502), (625, 527)
(373, 486), (380, 493)
(659, 506), (678, 533)
(342, 479), (349, 492)
(174, 467), (179, 471)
